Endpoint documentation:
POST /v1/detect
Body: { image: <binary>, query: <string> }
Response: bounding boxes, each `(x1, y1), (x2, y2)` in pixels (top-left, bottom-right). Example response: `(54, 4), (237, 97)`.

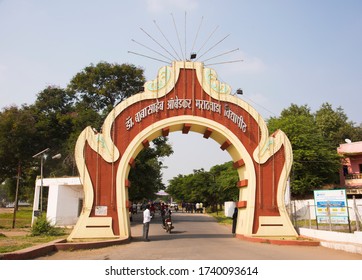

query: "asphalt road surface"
(36, 211), (362, 260)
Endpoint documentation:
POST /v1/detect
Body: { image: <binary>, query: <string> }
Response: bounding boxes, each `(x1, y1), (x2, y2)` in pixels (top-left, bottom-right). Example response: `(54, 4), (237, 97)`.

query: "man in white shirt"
(143, 204), (152, 241)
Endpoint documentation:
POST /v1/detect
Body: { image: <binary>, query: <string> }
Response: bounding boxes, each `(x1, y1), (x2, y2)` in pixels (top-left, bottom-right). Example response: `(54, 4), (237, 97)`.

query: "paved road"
(36, 212), (362, 260)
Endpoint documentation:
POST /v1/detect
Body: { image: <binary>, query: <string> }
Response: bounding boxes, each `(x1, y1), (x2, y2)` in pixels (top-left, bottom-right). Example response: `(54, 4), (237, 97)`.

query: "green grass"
(0, 207), (33, 229)
(0, 207), (69, 254)
(208, 211), (233, 226)
(0, 235), (68, 254)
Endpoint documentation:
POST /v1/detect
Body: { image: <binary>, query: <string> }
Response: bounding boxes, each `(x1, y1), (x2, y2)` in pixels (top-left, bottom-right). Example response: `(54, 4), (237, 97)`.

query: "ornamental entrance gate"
(67, 61), (297, 241)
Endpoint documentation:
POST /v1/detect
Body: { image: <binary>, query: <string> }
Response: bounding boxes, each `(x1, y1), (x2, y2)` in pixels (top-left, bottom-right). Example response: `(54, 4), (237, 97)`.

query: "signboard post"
(313, 189), (351, 231)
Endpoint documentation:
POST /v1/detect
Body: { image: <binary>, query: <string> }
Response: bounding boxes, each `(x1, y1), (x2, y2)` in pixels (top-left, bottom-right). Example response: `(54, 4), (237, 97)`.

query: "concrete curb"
(299, 228), (362, 255)
(0, 237), (130, 260)
(320, 241), (362, 255)
(235, 234), (320, 246)
(0, 239), (66, 260)
(54, 237), (130, 251)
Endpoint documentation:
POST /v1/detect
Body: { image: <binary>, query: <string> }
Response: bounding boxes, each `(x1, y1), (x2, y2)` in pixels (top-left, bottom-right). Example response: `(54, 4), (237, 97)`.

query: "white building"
(32, 177), (83, 227)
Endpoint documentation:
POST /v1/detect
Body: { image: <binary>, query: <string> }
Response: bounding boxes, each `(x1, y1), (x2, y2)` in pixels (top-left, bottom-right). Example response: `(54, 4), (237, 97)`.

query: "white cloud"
(146, 0), (199, 13)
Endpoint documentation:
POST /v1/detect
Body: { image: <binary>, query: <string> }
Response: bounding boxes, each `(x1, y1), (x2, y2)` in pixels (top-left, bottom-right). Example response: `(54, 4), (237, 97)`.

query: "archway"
(67, 61), (297, 241)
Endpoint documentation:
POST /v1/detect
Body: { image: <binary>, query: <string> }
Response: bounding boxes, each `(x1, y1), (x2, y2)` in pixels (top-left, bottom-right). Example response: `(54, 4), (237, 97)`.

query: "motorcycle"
(164, 217), (174, 233)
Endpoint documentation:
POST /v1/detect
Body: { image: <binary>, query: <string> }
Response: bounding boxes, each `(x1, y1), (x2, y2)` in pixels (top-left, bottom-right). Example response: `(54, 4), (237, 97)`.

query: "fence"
(289, 196), (362, 232)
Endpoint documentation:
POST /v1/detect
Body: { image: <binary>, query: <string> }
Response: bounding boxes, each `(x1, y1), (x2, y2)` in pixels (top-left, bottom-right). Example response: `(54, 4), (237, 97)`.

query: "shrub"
(31, 215), (64, 236)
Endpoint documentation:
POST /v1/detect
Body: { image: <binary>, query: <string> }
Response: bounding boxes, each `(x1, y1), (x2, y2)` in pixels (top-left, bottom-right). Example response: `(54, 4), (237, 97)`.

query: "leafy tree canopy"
(315, 102), (362, 147)
(267, 103), (361, 197)
(68, 62), (145, 116)
(0, 106), (37, 182)
(128, 137), (173, 202)
(166, 162), (238, 207)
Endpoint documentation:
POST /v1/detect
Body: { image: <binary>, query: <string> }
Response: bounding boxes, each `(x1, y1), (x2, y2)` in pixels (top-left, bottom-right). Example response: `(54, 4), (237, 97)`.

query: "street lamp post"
(32, 148), (50, 214)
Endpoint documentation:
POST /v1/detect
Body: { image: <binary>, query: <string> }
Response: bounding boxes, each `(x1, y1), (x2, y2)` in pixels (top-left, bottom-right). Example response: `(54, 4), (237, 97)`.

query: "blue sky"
(1, 0), (361, 184)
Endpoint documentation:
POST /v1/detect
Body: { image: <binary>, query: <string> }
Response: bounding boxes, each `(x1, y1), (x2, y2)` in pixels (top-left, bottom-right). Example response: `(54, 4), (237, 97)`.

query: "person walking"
(143, 204), (152, 241)
(232, 207), (238, 236)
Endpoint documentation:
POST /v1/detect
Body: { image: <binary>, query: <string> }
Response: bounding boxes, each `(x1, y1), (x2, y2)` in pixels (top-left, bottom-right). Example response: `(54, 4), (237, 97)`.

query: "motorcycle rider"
(163, 204), (173, 232)
(161, 204), (171, 228)
(165, 204), (171, 219)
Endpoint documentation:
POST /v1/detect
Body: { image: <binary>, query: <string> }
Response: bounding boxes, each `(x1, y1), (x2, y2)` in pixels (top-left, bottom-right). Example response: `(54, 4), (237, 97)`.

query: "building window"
(359, 164), (362, 174)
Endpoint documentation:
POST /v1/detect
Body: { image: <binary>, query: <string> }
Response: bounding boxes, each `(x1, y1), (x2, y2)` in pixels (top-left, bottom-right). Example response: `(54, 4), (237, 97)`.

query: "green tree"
(66, 62), (148, 176)
(128, 137), (173, 201)
(167, 163), (238, 208)
(0, 105), (37, 201)
(210, 162), (239, 204)
(68, 62), (145, 117)
(187, 169), (215, 205)
(167, 169), (213, 205)
(30, 86), (77, 176)
(268, 104), (341, 197)
(315, 102), (362, 147)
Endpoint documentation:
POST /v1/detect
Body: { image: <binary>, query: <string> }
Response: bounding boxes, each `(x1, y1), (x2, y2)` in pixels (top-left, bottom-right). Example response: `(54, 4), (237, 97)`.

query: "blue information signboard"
(313, 189), (349, 224)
